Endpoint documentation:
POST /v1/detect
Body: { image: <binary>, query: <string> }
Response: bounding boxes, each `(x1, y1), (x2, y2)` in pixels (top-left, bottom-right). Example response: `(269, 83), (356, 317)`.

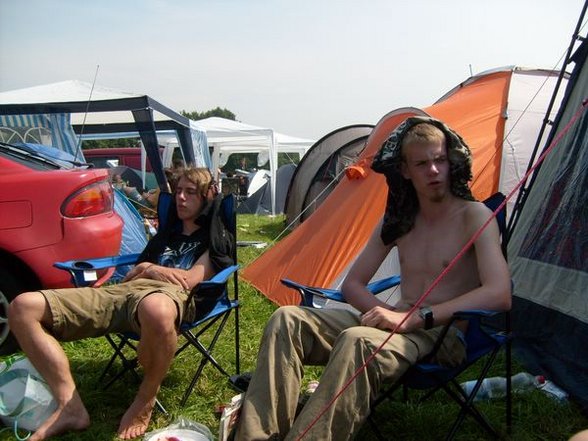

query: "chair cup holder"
(73, 261), (95, 269)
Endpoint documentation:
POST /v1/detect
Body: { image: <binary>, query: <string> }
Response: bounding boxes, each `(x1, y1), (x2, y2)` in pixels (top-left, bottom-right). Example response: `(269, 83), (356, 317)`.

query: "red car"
(0, 142), (123, 354)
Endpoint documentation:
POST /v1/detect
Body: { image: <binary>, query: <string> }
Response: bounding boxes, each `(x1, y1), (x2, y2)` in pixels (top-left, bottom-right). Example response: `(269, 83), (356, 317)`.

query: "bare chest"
(396, 219), (479, 302)
(399, 223), (466, 271)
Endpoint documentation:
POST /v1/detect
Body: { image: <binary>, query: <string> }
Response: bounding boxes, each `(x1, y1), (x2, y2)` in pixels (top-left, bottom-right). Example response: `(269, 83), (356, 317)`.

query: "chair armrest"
(420, 309), (504, 363)
(281, 274), (402, 308)
(281, 279), (344, 307)
(366, 275), (401, 294)
(452, 309), (500, 320)
(186, 265), (240, 322)
(199, 265), (240, 289)
(54, 253), (142, 287)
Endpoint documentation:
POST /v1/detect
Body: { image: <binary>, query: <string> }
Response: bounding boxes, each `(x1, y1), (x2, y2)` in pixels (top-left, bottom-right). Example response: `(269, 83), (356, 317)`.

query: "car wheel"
(0, 268), (22, 355)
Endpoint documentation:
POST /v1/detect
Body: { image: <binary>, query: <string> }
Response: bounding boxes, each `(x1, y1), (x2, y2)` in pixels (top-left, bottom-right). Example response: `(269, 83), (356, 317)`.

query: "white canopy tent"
(193, 117), (314, 215)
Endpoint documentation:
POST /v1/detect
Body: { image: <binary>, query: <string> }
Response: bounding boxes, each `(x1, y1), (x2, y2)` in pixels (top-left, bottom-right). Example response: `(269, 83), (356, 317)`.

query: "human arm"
(341, 219), (397, 313)
(122, 250), (216, 290)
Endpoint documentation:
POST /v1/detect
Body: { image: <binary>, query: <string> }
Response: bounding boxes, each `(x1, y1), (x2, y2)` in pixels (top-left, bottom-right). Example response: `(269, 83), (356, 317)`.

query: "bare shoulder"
(464, 200), (492, 220)
(463, 200), (498, 236)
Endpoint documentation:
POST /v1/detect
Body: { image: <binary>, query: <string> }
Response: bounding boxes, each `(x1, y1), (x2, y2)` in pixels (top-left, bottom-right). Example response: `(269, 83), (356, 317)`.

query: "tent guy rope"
(73, 64), (99, 162)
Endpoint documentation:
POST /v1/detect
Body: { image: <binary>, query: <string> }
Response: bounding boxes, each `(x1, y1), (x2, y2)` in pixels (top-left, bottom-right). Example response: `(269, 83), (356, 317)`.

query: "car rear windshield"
(0, 145), (62, 171)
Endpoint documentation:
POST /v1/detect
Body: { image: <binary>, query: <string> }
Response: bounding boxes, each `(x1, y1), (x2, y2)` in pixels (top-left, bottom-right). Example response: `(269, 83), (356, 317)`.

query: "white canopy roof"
(0, 80), (139, 104)
(192, 117), (314, 214)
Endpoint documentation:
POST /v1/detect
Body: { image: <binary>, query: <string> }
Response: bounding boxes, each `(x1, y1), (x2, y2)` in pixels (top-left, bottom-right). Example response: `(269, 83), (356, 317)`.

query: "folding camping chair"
(54, 192), (240, 407)
(281, 192), (512, 440)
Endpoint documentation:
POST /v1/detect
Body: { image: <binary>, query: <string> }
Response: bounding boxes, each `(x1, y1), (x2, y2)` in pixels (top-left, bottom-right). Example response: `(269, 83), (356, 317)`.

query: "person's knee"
(137, 293), (178, 334)
(266, 306), (305, 334)
(335, 327), (377, 359)
(8, 291), (47, 329)
(330, 327), (384, 383)
(337, 326), (368, 343)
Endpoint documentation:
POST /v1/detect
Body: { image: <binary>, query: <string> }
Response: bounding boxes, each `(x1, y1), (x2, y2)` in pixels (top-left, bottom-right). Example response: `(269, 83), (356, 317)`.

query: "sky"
(0, 0), (586, 140)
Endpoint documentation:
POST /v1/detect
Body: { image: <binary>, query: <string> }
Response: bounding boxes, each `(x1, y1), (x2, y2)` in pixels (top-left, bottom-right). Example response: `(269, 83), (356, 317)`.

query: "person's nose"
(428, 162), (439, 175)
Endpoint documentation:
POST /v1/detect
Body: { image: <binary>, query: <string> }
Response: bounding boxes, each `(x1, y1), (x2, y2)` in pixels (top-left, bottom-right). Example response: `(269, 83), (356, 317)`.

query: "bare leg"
(117, 293), (178, 440)
(8, 293), (90, 441)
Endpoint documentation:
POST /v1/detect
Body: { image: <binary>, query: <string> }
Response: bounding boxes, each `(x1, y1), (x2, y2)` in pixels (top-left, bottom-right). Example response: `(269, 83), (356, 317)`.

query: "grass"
(1, 213), (587, 440)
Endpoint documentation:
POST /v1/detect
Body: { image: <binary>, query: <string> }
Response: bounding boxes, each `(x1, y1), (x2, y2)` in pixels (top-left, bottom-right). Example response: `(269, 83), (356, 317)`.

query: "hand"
(122, 262), (153, 282)
(145, 266), (191, 290)
(360, 306), (422, 333)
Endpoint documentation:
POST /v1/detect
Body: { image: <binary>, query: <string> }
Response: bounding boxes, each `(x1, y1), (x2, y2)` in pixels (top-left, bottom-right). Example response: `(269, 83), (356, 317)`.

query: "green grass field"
(1, 214), (586, 440)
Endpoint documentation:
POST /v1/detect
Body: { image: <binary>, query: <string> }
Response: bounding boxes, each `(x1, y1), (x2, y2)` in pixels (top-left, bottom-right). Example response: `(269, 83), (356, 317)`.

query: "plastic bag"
(143, 417), (213, 441)
(218, 393), (243, 441)
(0, 354), (57, 434)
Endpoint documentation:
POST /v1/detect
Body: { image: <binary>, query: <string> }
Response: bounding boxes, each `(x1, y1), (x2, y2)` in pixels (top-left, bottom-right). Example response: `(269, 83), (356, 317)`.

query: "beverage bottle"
(537, 379), (569, 402)
(460, 372), (543, 401)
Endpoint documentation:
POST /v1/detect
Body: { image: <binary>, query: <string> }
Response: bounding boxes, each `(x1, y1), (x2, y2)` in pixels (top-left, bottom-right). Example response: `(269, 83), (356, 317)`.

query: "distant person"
(141, 188), (161, 210)
(112, 174), (152, 207)
(9, 167), (233, 440)
(234, 117), (511, 440)
(172, 158), (185, 170)
(238, 176), (248, 197)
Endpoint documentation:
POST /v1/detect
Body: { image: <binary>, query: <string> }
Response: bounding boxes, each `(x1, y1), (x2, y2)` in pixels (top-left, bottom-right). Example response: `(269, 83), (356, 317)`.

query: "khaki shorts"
(41, 278), (195, 341)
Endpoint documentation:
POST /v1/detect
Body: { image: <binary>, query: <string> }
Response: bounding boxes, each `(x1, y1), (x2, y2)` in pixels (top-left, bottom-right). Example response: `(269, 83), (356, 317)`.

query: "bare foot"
(30, 394), (90, 441)
(117, 395), (156, 439)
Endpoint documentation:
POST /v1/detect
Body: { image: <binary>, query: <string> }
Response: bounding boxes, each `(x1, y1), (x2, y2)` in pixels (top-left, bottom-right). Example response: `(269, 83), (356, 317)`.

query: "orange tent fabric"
(242, 69), (555, 306)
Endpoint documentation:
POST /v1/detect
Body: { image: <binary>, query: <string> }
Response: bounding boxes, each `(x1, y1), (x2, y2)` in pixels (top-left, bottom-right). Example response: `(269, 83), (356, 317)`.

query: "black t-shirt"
(137, 194), (234, 272)
(157, 228), (209, 270)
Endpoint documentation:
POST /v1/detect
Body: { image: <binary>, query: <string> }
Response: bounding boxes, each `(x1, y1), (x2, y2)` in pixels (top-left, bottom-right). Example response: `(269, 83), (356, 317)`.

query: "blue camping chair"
(281, 192), (511, 440)
(55, 192), (240, 408)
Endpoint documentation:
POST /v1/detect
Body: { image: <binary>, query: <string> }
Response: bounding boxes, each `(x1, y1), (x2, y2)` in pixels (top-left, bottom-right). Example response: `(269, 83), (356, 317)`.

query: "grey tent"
(284, 125), (374, 227)
(508, 14), (588, 412)
(237, 164), (297, 215)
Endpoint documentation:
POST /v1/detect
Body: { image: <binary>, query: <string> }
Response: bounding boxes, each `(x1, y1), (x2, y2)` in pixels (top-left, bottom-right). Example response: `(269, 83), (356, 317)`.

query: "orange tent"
(242, 67), (565, 306)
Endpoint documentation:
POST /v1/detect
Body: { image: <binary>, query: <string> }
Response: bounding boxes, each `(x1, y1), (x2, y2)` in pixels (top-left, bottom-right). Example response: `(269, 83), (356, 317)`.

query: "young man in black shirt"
(9, 167), (232, 440)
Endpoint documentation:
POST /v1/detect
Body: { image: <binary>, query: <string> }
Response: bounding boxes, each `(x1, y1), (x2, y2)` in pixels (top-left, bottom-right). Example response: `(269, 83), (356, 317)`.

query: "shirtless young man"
(235, 117), (511, 441)
(8, 168), (227, 440)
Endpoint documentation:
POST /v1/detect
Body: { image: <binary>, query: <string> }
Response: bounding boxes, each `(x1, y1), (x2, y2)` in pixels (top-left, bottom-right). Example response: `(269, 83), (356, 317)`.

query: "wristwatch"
(419, 306), (434, 330)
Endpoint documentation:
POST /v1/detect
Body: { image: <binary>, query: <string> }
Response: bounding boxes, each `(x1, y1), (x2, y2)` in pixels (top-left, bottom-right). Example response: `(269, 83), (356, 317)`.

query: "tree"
(181, 107), (236, 121)
(82, 138), (139, 150)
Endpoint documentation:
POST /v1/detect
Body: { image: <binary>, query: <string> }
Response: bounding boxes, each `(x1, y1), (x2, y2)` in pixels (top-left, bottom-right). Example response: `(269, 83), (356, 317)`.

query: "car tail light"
(61, 181), (114, 218)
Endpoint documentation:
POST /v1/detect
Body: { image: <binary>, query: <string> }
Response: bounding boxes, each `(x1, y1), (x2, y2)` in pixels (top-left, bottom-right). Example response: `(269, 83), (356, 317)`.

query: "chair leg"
(235, 305), (240, 375)
(367, 412), (388, 441)
(179, 312), (233, 405)
(443, 348), (502, 440)
(100, 334), (139, 387)
(506, 337), (512, 434)
(444, 383), (498, 440)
